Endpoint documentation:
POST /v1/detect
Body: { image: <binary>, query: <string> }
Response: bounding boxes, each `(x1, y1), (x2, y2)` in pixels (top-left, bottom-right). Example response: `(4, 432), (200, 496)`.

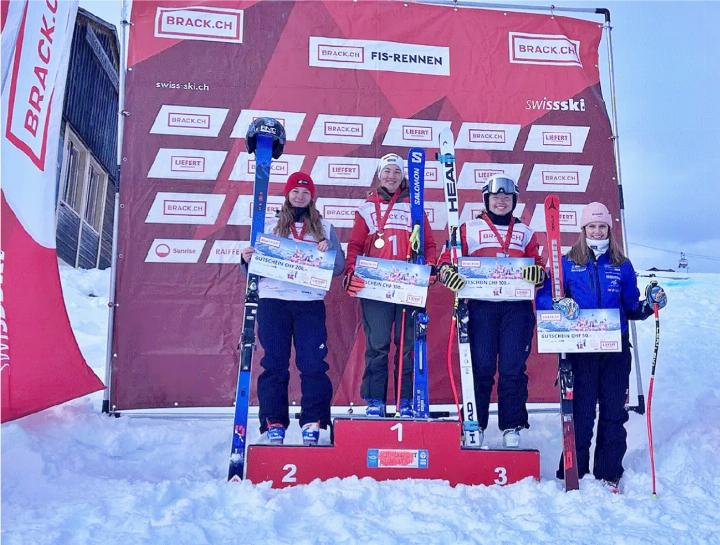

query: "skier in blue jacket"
(536, 202), (667, 492)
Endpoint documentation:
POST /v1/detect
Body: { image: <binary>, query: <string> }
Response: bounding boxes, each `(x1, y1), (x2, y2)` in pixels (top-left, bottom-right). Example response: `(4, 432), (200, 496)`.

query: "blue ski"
(408, 148), (429, 418)
(228, 118), (284, 481)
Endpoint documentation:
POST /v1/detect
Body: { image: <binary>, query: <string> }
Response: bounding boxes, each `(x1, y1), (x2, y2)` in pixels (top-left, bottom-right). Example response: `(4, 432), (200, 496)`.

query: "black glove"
(438, 264), (466, 293)
(522, 264), (546, 286)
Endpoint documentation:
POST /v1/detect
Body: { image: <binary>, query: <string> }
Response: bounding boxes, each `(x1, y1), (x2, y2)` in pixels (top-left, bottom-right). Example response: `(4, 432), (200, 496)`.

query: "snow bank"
(2, 268), (719, 545)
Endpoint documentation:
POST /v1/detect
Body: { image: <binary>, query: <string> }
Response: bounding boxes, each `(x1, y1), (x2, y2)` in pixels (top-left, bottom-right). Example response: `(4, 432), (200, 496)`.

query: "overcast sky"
(80, 0), (720, 272)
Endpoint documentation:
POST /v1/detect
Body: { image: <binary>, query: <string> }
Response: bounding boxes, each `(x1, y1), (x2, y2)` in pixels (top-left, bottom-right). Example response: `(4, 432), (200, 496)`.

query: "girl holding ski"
(241, 172), (345, 445)
(438, 174), (546, 448)
(344, 153), (438, 417)
(536, 201), (667, 492)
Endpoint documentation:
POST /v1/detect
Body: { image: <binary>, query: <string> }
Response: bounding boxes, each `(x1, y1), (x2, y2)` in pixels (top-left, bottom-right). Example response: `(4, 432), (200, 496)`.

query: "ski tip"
(544, 194), (560, 208)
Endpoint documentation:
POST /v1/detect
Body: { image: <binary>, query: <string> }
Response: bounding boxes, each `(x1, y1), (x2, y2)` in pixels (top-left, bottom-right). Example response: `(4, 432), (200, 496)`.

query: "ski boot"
(266, 423), (286, 445)
(365, 399), (386, 417)
(399, 399), (413, 418)
(502, 427), (522, 448)
(301, 422), (320, 446)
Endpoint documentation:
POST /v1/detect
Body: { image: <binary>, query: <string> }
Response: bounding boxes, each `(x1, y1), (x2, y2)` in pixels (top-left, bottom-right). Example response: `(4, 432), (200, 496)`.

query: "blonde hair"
(273, 197), (326, 241)
(567, 227), (627, 266)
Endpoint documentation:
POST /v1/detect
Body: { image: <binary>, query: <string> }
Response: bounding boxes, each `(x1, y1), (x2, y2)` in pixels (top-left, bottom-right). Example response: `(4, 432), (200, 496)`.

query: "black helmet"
(482, 174), (519, 213)
(246, 117), (286, 159)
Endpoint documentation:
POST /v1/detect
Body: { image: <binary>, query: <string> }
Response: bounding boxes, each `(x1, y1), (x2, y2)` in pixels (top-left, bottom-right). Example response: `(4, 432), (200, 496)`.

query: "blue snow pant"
(360, 298), (414, 403)
(556, 334), (632, 482)
(257, 298), (333, 432)
(468, 299), (535, 431)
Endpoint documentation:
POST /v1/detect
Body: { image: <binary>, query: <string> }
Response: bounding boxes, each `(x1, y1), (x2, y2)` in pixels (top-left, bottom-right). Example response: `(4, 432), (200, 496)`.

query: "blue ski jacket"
(536, 251), (651, 332)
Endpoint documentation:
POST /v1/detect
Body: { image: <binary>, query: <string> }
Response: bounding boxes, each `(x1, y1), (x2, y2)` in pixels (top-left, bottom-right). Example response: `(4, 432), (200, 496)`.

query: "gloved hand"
(343, 272), (365, 296)
(437, 264), (466, 293)
(644, 282), (667, 311)
(522, 264), (546, 286)
(553, 297), (580, 320)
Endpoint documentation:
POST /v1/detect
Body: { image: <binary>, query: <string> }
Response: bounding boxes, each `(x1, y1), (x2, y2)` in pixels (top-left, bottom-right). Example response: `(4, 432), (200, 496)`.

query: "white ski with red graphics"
(544, 194), (580, 491)
(408, 148), (429, 417)
(438, 128), (481, 447)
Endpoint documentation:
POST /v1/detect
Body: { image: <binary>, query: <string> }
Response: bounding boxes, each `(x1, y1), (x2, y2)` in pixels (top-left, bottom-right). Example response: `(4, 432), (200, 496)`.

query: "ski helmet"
(482, 174), (519, 212)
(246, 117), (286, 159)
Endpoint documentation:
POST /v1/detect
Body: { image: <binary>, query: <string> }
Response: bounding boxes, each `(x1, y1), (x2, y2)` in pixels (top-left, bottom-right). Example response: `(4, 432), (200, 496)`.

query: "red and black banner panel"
(113, 0), (618, 410)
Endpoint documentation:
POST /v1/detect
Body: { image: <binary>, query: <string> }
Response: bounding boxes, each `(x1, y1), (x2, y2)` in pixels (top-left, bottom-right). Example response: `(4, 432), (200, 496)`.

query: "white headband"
(377, 153), (404, 175)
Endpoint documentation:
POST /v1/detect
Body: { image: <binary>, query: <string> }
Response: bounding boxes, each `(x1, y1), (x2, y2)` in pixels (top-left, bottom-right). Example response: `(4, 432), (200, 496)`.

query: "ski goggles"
(483, 176), (518, 195)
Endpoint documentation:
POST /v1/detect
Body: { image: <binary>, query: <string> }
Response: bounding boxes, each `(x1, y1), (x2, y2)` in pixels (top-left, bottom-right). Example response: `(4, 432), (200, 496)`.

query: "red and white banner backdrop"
(113, 0), (620, 410)
(1, 0), (104, 422)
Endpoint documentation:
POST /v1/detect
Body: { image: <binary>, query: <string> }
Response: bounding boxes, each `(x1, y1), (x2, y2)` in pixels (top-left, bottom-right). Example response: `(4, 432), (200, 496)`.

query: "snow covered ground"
(3, 264), (719, 545)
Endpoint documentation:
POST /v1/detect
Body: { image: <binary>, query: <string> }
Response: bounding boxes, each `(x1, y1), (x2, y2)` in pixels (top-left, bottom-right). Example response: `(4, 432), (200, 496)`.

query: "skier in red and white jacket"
(343, 153), (437, 417)
(438, 174), (546, 448)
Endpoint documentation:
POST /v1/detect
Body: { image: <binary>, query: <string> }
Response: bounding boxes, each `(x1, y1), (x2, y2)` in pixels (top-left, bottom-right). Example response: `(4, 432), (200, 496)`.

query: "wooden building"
(56, 8), (119, 269)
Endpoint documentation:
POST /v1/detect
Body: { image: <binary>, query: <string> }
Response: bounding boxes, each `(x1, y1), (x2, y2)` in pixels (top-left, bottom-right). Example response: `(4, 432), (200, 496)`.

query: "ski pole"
(445, 308), (462, 420)
(646, 290), (660, 496)
(394, 308), (407, 417)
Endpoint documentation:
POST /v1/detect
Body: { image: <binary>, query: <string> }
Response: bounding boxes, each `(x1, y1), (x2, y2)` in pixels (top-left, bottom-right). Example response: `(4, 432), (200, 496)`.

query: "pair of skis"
(228, 125), (277, 482)
(407, 148), (429, 418)
(544, 195), (580, 491)
(438, 128), (482, 448)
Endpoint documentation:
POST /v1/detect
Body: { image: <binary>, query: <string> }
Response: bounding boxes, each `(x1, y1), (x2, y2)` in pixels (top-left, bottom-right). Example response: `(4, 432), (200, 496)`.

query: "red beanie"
(284, 171), (316, 198)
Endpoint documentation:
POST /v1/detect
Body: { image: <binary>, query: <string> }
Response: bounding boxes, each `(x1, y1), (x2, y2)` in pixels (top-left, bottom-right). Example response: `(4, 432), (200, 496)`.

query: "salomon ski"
(438, 128), (481, 447)
(228, 118), (285, 481)
(544, 194), (580, 491)
(408, 148), (429, 417)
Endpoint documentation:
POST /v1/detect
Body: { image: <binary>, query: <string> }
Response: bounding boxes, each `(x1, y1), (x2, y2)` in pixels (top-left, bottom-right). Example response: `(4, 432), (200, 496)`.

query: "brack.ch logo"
(155, 6), (244, 44)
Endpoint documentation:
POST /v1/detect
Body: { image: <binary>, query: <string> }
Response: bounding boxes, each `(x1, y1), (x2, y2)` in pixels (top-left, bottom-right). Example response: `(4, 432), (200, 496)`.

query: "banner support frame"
(602, 12), (645, 414)
(102, 0), (130, 416)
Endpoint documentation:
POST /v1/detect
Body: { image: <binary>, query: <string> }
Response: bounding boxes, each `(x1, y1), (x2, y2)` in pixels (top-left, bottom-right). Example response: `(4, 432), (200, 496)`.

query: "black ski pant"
(257, 298), (332, 432)
(360, 298), (414, 403)
(467, 299), (535, 431)
(556, 334), (632, 482)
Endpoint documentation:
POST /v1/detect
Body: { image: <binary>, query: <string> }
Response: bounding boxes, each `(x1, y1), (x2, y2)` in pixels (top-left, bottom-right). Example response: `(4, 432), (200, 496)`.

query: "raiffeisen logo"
(509, 32), (581, 67)
(526, 97), (586, 112)
(155, 6), (244, 44)
(310, 37), (449, 76)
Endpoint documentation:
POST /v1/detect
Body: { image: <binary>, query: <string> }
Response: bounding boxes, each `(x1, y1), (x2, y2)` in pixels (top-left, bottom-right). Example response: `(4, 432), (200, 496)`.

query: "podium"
(246, 417), (540, 488)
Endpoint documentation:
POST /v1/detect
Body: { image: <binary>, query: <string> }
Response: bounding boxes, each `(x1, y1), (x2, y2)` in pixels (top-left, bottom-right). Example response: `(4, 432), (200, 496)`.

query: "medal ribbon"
(373, 191), (401, 240)
(482, 212), (516, 255)
(289, 221), (308, 242)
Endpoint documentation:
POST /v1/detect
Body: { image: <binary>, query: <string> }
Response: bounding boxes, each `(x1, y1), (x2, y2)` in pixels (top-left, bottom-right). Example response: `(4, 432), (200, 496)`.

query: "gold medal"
(374, 237), (385, 249)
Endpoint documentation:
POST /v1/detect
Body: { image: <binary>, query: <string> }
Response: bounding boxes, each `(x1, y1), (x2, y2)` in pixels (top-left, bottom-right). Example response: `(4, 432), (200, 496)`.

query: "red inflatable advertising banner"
(112, 0), (619, 410)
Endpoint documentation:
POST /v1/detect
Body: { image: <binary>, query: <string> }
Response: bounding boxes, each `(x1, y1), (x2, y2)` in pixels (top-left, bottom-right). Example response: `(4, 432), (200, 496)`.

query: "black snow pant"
(359, 298), (414, 403)
(468, 299), (535, 431)
(556, 334), (632, 482)
(257, 298), (333, 432)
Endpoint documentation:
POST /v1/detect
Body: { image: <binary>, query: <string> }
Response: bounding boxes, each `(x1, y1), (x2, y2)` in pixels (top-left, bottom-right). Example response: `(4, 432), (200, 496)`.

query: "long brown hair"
(567, 227), (627, 266)
(273, 197), (326, 241)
